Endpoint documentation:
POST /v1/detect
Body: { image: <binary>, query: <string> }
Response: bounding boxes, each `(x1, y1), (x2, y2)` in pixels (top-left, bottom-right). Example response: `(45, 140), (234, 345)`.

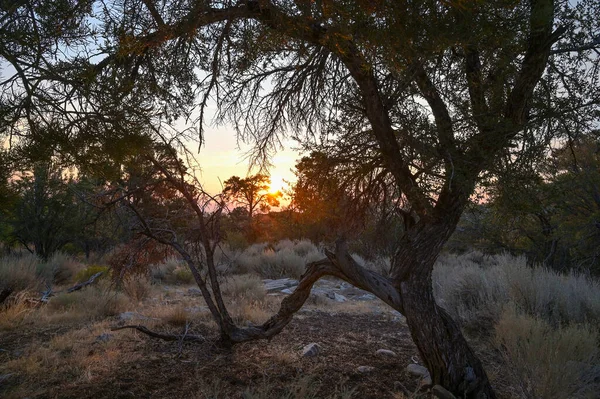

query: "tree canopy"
(2, 0), (600, 397)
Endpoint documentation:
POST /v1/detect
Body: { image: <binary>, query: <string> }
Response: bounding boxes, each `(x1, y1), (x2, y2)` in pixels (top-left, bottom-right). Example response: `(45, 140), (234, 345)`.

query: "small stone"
(432, 385), (457, 399)
(302, 343), (320, 357)
(376, 349), (397, 357)
(406, 363), (429, 378)
(187, 288), (202, 296)
(325, 292), (347, 302)
(357, 366), (375, 373)
(281, 288), (294, 295)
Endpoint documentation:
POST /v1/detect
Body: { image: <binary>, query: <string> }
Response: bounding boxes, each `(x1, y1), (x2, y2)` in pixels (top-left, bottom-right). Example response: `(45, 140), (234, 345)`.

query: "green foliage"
(449, 134), (600, 273)
(172, 267), (194, 285)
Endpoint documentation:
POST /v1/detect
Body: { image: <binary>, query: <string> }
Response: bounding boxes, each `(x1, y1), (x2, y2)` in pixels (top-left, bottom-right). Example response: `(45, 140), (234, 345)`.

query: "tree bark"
(392, 219), (496, 399)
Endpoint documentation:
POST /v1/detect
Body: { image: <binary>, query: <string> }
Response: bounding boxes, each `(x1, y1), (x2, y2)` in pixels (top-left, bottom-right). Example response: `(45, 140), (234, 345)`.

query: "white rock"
(357, 366), (375, 373)
(376, 349), (397, 357)
(264, 278), (299, 293)
(302, 343), (320, 357)
(325, 292), (348, 302)
(281, 288), (294, 295)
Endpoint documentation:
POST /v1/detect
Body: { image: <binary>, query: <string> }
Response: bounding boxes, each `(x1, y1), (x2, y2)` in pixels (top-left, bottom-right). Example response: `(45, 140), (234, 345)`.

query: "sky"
(192, 120), (301, 196)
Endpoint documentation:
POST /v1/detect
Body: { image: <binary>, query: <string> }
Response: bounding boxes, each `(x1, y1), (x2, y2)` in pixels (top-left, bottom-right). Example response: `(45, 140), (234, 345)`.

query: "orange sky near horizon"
(194, 123), (301, 196)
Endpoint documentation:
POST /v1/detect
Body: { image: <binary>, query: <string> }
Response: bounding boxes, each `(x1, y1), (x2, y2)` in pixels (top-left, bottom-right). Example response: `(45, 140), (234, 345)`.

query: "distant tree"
(10, 164), (83, 260)
(223, 174), (281, 220)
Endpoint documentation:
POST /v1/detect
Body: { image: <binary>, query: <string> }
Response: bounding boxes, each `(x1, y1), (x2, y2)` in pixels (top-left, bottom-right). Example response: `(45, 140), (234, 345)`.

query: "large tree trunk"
(392, 219), (496, 398)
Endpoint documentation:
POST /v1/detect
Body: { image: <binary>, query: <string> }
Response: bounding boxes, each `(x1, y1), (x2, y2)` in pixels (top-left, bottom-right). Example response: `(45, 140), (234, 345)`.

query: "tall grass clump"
(231, 240), (323, 278)
(46, 286), (129, 319)
(495, 309), (600, 399)
(435, 252), (600, 398)
(0, 254), (42, 301)
(39, 252), (83, 285)
(221, 274), (266, 301)
(434, 252), (600, 331)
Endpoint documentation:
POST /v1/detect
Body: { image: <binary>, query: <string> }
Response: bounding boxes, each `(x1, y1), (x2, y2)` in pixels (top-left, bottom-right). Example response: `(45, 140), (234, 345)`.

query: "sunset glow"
(269, 175), (285, 194)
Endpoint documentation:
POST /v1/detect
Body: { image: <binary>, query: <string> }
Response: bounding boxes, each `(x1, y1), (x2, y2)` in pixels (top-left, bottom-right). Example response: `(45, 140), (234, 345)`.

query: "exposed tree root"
(111, 325), (206, 342)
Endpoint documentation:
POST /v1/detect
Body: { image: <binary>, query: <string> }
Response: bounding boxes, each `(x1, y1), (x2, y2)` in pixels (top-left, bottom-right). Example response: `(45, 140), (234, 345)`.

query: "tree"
(223, 174), (281, 220)
(2, 0), (600, 397)
(7, 163), (102, 260)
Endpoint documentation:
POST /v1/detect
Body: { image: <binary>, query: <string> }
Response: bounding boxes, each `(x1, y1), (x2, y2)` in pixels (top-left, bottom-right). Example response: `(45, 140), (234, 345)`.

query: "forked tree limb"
(111, 242), (402, 346)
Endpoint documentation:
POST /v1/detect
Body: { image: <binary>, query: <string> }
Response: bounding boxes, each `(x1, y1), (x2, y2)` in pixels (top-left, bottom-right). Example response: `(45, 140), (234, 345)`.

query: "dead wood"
(67, 271), (104, 293)
(111, 325), (206, 342)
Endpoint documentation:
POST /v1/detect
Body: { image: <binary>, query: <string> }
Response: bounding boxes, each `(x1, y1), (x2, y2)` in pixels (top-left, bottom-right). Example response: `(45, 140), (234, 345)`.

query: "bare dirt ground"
(1, 312), (427, 398)
(0, 280), (510, 399)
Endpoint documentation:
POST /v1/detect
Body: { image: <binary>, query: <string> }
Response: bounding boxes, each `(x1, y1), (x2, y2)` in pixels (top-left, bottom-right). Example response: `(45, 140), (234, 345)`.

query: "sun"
(268, 175), (285, 194)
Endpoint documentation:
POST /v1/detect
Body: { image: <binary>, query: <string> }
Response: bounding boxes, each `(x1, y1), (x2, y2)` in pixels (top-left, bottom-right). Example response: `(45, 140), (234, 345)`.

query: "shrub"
(122, 277), (152, 302)
(221, 274), (266, 301)
(433, 252), (600, 332)
(232, 241), (319, 278)
(42, 252), (82, 285)
(170, 266), (194, 285)
(0, 254), (42, 301)
(151, 256), (181, 283)
(495, 309), (600, 399)
(46, 287), (129, 319)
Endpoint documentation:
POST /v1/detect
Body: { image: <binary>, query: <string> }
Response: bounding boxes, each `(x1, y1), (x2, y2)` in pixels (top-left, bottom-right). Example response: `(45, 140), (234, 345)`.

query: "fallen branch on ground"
(67, 272), (104, 293)
(111, 324), (206, 342)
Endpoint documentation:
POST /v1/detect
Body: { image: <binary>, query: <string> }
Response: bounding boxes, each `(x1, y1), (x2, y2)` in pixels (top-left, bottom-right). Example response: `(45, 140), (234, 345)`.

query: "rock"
(95, 333), (113, 343)
(376, 349), (397, 357)
(325, 292), (347, 302)
(264, 278), (299, 293)
(357, 366), (375, 373)
(302, 343), (320, 357)
(187, 288), (202, 296)
(406, 363), (429, 378)
(357, 293), (376, 301)
(280, 288), (294, 295)
(432, 385), (457, 399)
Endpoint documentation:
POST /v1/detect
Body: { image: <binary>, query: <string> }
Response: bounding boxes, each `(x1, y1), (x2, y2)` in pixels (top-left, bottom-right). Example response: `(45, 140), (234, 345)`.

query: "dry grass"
(0, 320), (138, 398)
(43, 285), (130, 323)
(0, 254), (42, 295)
(220, 273), (266, 301)
(434, 252), (600, 332)
(495, 308), (600, 399)
(232, 240), (323, 279)
(121, 276), (153, 302)
(42, 252), (84, 285)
